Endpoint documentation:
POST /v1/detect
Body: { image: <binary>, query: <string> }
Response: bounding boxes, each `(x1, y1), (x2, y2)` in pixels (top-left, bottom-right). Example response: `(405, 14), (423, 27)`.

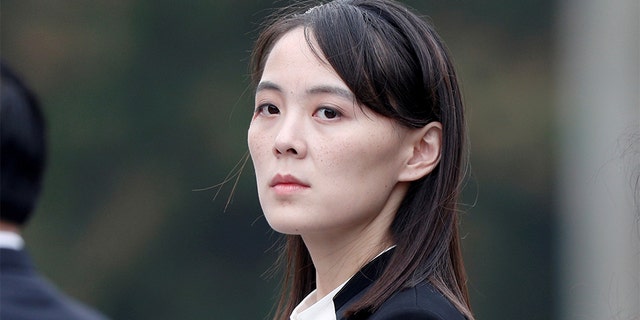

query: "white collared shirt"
(0, 231), (24, 250)
(290, 280), (347, 320)
(289, 246), (396, 320)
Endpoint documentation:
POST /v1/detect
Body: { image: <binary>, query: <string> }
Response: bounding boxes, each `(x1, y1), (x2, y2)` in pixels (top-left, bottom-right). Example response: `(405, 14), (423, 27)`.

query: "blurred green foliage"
(2, 0), (555, 319)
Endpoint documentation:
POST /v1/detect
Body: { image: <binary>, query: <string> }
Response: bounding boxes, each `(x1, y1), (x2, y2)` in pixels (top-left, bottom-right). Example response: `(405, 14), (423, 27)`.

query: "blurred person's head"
(1, 62), (47, 227)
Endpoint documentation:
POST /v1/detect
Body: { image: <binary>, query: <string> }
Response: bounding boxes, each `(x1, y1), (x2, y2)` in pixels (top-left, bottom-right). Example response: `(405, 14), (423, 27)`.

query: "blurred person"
(247, 1), (473, 319)
(0, 62), (108, 320)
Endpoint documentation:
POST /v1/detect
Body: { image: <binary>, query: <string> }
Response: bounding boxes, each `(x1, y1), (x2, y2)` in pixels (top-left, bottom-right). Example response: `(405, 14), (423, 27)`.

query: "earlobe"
(398, 121), (442, 182)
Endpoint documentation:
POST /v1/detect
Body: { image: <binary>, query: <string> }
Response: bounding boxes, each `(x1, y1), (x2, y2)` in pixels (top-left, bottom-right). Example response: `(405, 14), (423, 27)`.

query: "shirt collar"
(291, 281), (347, 320)
(0, 230), (24, 250)
(291, 246), (397, 320)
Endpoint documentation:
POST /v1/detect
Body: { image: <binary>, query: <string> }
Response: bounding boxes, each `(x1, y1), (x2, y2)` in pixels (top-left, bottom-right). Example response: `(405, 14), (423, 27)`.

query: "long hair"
(250, 1), (472, 319)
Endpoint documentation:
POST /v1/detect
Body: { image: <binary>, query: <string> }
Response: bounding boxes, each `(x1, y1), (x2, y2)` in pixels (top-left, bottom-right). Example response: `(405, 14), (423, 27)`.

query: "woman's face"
(248, 28), (415, 238)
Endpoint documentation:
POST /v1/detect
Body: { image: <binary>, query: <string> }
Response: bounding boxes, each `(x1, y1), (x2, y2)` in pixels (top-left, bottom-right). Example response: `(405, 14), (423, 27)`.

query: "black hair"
(1, 62), (47, 225)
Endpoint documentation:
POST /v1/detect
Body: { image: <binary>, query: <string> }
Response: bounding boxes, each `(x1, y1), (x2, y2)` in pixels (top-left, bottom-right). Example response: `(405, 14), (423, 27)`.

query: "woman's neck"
(301, 219), (394, 300)
(299, 181), (408, 302)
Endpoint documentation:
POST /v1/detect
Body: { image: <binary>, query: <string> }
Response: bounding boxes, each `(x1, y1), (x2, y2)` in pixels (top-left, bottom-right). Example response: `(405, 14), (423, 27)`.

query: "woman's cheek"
(248, 129), (265, 158)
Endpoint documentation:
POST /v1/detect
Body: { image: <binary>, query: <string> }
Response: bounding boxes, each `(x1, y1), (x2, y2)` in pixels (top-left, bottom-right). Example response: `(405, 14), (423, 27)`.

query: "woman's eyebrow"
(307, 85), (354, 100)
(256, 81), (354, 101)
(256, 80), (282, 94)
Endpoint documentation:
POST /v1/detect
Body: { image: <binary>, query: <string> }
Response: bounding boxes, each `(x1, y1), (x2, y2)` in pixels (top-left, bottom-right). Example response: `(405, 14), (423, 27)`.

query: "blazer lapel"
(0, 248), (34, 275)
(333, 248), (395, 319)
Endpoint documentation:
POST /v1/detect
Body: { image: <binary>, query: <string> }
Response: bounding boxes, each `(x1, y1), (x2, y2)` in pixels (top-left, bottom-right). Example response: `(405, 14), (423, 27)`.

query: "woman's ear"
(398, 121), (442, 182)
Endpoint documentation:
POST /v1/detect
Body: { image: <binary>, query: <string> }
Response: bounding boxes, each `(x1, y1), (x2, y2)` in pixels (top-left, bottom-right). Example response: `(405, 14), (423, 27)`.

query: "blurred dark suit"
(0, 248), (107, 320)
(0, 62), (109, 319)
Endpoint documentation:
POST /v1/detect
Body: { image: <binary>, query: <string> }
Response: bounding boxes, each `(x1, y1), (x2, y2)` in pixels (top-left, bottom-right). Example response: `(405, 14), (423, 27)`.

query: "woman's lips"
(270, 174), (310, 194)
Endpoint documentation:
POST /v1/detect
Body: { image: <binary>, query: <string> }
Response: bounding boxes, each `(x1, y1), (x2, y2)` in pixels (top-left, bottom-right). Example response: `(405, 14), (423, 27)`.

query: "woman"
(247, 0), (473, 319)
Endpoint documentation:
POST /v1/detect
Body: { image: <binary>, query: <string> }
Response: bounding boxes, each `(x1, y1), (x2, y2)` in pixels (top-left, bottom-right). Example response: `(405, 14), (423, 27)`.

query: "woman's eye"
(256, 104), (280, 115)
(315, 107), (340, 120)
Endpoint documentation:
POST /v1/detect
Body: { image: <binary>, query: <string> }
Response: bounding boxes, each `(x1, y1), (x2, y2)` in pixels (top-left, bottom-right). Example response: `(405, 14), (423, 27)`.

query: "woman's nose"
(273, 117), (306, 158)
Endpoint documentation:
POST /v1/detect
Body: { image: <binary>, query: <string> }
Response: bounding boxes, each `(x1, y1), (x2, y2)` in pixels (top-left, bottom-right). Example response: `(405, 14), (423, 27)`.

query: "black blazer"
(0, 248), (108, 320)
(334, 249), (466, 320)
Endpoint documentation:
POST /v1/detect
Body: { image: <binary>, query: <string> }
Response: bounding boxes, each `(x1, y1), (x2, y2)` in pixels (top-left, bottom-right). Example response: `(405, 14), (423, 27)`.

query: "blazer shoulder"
(368, 283), (466, 320)
(1, 249), (109, 320)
